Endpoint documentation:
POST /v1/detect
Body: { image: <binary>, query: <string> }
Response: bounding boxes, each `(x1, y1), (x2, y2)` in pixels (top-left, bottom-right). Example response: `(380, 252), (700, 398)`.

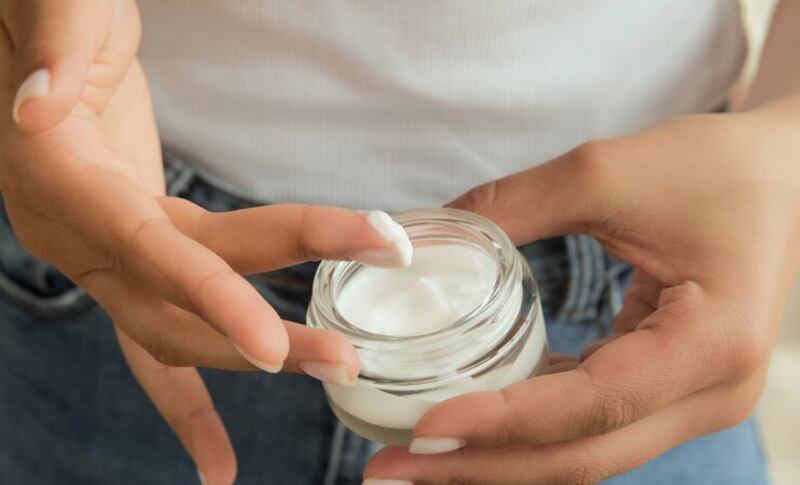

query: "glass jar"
(307, 208), (548, 445)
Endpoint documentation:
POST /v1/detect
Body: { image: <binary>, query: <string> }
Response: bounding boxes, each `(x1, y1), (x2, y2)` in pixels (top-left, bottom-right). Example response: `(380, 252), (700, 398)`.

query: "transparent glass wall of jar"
(307, 208), (548, 445)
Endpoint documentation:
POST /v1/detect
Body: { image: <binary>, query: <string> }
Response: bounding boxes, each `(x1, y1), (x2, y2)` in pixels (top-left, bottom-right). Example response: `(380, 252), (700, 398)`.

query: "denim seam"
(558, 235), (606, 323)
(323, 420), (346, 485)
(557, 236), (580, 320)
(606, 261), (630, 316)
(166, 164), (196, 198)
(585, 238), (607, 315)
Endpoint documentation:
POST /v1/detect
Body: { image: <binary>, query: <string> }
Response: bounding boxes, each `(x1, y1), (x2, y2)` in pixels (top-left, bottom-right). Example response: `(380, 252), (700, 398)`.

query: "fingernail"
(12, 68), (50, 125)
(299, 360), (357, 386)
(362, 480), (414, 485)
(409, 437), (465, 455)
(197, 470), (206, 485)
(352, 211), (413, 268)
(234, 344), (283, 374)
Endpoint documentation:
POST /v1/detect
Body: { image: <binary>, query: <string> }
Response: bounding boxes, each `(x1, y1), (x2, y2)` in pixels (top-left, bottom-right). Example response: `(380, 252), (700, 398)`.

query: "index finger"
(160, 198), (413, 273)
(59, 163), (410, 372)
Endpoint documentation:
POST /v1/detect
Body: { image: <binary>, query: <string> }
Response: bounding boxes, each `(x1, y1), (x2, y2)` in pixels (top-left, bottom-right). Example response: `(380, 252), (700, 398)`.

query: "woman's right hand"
(1, 2), (411, 483)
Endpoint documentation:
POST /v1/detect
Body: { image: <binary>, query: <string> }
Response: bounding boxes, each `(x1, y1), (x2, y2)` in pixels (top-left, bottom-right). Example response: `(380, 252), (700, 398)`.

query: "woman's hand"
(1, 2), (412, 483)
(364, 99), (800, 484)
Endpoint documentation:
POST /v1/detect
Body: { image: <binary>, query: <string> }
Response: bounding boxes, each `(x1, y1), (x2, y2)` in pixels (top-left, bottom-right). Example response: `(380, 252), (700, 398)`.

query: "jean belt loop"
(557, 234), (607, 323)
(163, 148), (197, 198)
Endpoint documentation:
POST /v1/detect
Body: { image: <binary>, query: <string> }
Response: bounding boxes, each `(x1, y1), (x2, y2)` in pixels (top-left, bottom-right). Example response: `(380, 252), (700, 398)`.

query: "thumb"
(447, 141), (623, 245)
(8, 0), (125, 131)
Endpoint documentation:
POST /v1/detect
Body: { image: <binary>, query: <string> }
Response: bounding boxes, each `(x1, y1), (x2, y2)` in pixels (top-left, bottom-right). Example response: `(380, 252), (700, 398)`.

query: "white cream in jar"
(336, 244), (497, 337)
(308, 208), (548, 445)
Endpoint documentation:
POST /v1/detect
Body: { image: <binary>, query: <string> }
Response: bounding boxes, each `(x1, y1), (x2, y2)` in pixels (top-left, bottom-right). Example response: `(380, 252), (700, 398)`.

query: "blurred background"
(738, 1), (800, 483)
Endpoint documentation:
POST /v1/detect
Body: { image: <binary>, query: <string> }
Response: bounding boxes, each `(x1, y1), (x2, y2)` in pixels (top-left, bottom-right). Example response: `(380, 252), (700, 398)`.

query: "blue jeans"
(0, 154), (769, 484)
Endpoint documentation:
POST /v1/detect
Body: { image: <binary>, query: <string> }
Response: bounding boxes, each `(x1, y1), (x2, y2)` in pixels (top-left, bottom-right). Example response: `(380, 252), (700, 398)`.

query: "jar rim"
(307, 208), (541, 386)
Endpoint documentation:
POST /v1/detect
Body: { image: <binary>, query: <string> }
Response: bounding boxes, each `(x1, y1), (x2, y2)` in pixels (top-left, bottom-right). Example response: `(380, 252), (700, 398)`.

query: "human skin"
(363, 2), (800, 483)
(0, 1), (413, 484)
(5, 1), (800, 485)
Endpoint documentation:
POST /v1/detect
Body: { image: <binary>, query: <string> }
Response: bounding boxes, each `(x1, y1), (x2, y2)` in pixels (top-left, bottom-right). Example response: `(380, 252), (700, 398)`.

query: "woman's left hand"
(364, 98), (800, 484)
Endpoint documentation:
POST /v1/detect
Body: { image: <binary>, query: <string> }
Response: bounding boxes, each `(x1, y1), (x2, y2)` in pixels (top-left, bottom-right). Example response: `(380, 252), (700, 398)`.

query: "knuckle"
(571, 140), (614, 185)
(162, 196), (204, 234)
(296, 205), (322, 261)
(72, 267), (108, 291)
(583, 377), (640, 436)
(194, 267), (237, 298)
(569, 141), (618, 203)
(113, 216), (170, 271)
(143, 333), (182, 367)
(719, 401), (756, 430)
(496, 388), (524, 445)
(183, 267), (240, 318)
(563, 460), (602, 485)
(602, 392), (638, 433)
(717, 381), (763, 429)
(122, 216), (169, 248)
(563, 140), (627, 239)
(183, 403), (217, 424)
(322, 328), (355, 352)
(726, 324), (771, 377)
(457, 180), (498, 216)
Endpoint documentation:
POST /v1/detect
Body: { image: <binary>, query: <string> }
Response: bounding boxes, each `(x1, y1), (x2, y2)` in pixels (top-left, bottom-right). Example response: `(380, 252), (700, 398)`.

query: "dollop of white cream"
(337, 244), (497, 336)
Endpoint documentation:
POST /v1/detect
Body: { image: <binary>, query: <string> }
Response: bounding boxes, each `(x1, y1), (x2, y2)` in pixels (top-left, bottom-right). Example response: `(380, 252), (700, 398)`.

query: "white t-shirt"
(138, 1), (746, 210)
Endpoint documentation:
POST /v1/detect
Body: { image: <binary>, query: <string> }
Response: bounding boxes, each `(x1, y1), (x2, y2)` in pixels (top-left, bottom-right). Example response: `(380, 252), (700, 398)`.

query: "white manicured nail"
(352, 211), (413, 268)
(362, 480), (413, 485)
(12, 69), (50, 125)
(234, 344), (283, 374)
(299, 360), (357, 386)
(409, 437), (465, 455)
